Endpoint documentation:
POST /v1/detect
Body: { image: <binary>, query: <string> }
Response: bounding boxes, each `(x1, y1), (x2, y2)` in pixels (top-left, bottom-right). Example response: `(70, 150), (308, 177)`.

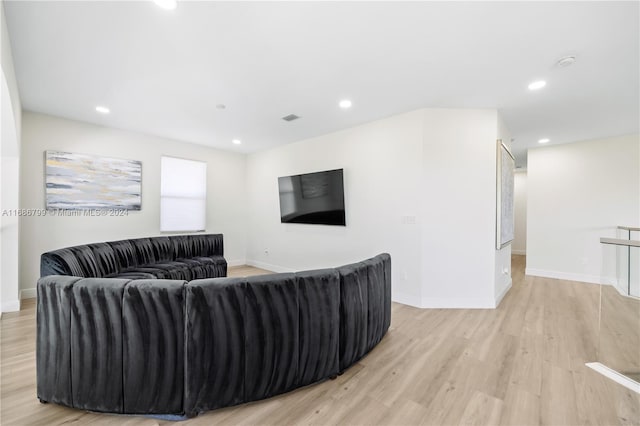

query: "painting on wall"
(496, 140), (515, 249)
(45, 150), (142, 210)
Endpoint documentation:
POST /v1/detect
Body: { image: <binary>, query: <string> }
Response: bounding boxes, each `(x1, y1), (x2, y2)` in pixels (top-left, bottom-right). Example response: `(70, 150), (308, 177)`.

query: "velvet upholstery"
(185, 278), (247, 413)
(89, 243), (120, 277)
(70, 278), (127, 412)
(244, 273), (299, 402)
(296, 269), (340, 387)
(36, 275), (82, 406)
(36, 252), (391, 418)
(123, 280), (185, 414)
(41, 234), (227, 281)
(337, 262), (369, 371)
(108, 240), (138, 270)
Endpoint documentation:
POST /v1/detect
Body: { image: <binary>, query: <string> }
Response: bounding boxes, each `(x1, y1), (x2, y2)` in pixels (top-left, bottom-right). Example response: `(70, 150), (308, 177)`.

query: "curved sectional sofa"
(40, 234), (227, 280)
(37, 234), (391, 418)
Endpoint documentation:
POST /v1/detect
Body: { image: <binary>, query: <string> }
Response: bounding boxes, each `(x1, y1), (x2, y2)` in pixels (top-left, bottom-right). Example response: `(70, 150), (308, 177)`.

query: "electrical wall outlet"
(401, 215), (416, 225)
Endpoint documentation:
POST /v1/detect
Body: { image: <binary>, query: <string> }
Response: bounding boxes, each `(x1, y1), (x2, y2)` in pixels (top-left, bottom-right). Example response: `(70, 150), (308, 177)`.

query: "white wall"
(1, 0), (22, 313)
(247, 108), (509, 308)
(18, 107), (513, 309)
(526, 134), (639, 285)
(19, 112), (247, 297)
(246, 110), (425, 305)
(421, 109), (505, 308)
(513, 171), (527, 255)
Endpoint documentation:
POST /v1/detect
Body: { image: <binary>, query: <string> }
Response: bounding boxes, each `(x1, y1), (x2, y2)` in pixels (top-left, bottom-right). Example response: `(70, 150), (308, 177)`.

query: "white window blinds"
(160, 156), (207, 232)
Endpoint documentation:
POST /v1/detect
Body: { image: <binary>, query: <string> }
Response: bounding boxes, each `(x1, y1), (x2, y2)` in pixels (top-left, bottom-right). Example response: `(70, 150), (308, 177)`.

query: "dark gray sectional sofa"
(37, 235), (391, 418)
(40, 234), (227, 281)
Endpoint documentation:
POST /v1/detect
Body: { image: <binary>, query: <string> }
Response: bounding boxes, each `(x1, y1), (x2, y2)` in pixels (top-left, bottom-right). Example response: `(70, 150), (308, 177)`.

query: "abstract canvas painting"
(496, 140), (514, 249)
(45, 151), (142, 210)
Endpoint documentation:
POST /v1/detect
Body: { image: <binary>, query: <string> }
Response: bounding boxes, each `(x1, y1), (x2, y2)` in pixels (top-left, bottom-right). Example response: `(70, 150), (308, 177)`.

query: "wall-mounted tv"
(278, 168), (346, 226)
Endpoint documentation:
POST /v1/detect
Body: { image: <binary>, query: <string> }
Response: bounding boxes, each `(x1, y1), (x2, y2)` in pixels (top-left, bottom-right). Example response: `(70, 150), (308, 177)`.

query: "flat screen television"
(278, 168), (346, 226)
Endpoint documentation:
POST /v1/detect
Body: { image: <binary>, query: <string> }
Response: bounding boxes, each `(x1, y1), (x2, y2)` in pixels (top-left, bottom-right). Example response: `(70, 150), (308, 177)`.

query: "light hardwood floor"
(1, 258), (639, 425)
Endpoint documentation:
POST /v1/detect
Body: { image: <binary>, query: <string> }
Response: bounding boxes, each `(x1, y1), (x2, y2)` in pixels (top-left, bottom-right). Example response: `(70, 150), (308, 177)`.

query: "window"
(160, 156), (207, 232)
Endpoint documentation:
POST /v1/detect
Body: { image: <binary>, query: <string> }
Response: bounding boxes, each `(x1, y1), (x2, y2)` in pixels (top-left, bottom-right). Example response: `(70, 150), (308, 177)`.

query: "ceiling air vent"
(282, 114), (301, 122)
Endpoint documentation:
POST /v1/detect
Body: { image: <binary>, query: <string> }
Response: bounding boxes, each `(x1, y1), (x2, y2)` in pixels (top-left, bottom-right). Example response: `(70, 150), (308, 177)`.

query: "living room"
(1, 1), (638, 425)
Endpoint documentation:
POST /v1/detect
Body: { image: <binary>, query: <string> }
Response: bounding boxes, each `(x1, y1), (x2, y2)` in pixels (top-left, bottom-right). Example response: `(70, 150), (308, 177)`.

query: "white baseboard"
(525, 268), (616, 286)
(245, 259), (295, 273)
(512, 249), (526, 255)
(392, 292), (498, 309)
(1, 300), (20, 313)
(586, 362), (640, 394)
(226, 259), (247, 267)
(611, 283), (640, 300)
(495, 278), (512, 307)
(20, 288), (37, 300)
(391, 291), (422, 308)
(420, 297), (497, 309)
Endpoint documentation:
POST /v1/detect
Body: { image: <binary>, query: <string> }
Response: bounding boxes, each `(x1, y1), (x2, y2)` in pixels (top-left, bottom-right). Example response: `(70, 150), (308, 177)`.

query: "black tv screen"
(278, 169), (346, 226)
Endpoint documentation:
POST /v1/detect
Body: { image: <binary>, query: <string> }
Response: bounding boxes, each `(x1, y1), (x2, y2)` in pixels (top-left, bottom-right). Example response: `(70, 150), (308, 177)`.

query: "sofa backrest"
(184, 268), (341, 414)
(40, 234), (225, 278)
(40, 245), (101, 278)
(108, 240), (138, 270)
(88, 242), (120, 277)
(336, 253), (392, 371)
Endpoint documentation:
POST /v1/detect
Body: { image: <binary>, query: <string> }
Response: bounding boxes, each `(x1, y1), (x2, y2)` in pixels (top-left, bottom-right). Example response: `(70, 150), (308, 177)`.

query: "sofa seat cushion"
(176, 258), (204, 267)
(121, 267), (171, 279)
(194, 255), (226, 266)
(187, 256), (227, 277)
(149, 261), (193, 281)
(107, 272), (157, 280)
(175, 258), (210, 280)
(192, 256), (215, 265)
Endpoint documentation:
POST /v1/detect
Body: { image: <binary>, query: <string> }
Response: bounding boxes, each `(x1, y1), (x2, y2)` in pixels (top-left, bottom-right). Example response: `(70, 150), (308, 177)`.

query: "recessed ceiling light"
(528, 80), (546, 91)
(232, 139), (242, 145)
(153, 0), (177, 10)
(538, 138), (550, 144)
(339, 99), (352, 109)
(556, 56), (576, 68)
(95, 106), (110, 114)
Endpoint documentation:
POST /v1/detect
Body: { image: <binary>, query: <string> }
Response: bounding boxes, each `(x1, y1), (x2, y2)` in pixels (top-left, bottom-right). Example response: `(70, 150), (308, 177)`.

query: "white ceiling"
(4, 1), (639, 166)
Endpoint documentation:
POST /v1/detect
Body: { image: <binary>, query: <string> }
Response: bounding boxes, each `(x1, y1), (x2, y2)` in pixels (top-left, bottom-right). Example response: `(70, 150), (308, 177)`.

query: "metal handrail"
(602, 227), (639, 297)
(600, 238), (640, 247)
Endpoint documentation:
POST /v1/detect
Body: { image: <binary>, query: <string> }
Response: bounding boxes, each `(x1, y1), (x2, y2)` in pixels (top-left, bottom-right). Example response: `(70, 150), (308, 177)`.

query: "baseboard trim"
(420, 297), (497, 309)
(611, 283), (640, 300)
(227, 259), (247, 267)
(391, 291), (422, 308)
(1, 300), (21, 313)
(586, 362), (640, 394)
(525, 268), (616, 286)
(20, 288), (37, 300)
(495, 278), (512, 307)
(511, 250), (526, 255)
(245, 260), (295, 273)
